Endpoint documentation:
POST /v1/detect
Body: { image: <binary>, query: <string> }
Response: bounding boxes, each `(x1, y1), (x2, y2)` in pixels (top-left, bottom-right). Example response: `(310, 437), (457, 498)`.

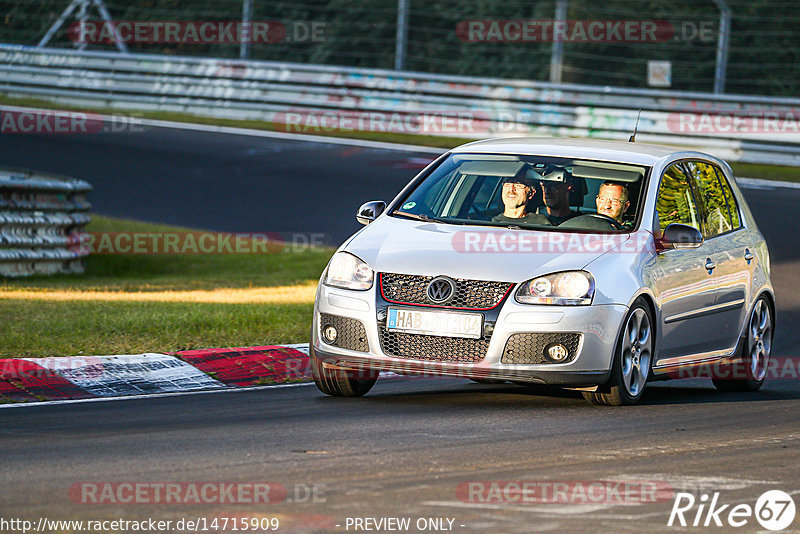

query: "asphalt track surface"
(0, 126), (437, 245)
(1, 127), (800, 532)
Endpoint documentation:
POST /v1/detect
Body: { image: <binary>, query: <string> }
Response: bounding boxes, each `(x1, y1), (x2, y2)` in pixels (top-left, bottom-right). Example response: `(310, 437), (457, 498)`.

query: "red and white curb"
(0, 344), (311, 404)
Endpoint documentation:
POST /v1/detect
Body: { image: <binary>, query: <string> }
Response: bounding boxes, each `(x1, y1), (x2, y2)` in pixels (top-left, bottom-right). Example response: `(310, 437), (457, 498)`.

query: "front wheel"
(310, 345), (378, 397)
(584, 299), (654, 406)
(712, 296), (772, 392)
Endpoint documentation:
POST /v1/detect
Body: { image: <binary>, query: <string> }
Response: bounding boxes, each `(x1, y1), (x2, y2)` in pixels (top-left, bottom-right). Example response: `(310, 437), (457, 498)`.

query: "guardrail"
(0, 44), (799, 166)
(0, 167), (91, 277)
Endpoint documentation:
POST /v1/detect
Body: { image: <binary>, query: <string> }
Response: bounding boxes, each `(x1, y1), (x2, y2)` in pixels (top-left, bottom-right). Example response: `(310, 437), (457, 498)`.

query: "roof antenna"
(629, 109), (642, 142)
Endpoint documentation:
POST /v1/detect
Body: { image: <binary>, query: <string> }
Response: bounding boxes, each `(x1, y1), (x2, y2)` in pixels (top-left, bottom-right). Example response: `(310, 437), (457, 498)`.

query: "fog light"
(546, 343), (569, 362)
(322, 325), (338, 344)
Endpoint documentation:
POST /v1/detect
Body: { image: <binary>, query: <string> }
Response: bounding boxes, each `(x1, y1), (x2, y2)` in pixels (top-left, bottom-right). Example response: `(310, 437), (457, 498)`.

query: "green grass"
(729, 162), (800, 183)
(3, 94), (798, 182)
(0, 299), (314, 356)
(0, 215), (334, 357)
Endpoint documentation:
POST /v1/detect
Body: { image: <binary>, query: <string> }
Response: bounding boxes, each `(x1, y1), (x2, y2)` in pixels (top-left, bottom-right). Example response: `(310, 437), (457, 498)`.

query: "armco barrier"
(0, 44), (799, 165)
(0, 167), (91, 277)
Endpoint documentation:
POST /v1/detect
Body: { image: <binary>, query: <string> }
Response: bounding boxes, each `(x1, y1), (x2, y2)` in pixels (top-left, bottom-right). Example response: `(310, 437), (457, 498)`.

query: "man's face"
(596, 184), (630, 222)
(541, 180), (570, 209)
(502, 180), (533, 210)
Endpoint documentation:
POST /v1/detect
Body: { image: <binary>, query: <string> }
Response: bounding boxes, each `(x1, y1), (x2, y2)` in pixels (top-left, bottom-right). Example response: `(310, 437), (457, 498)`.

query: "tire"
(310, 345), (378, 397)
(583, 298), (654, 406)
(712, 296), (772, 392)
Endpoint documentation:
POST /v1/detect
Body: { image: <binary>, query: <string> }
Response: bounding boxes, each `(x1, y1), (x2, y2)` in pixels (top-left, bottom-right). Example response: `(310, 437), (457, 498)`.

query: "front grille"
(501, 333), (582, 364)
(319, 313), (369, 352)
(380, 273), (513, 309)
(379, 327), (489, 363)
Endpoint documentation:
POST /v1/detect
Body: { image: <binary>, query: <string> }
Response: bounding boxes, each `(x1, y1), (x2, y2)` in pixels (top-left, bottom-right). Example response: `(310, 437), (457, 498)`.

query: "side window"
(420, 169), (458, 214)
(713, 167), (742, 230)
(656, 163), (701, 233)
(470, 177), (502, 212)
(685, 161), (735, 237)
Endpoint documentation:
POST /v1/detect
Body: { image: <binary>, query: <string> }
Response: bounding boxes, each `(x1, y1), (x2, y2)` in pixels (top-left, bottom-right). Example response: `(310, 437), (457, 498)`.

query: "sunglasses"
(541, 181), (566, 189)
(503, 181), (531, 188)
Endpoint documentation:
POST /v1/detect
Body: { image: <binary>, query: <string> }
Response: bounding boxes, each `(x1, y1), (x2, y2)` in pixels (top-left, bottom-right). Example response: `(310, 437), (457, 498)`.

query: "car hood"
(343, 216), (632, 282)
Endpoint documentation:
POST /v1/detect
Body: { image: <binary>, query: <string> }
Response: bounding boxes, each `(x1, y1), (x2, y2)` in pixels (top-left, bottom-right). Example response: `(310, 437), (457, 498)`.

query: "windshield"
(392, 153), (649, 233)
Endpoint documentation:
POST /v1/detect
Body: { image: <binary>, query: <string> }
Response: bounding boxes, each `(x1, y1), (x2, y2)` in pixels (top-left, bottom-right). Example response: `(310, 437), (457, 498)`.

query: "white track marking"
(24, 353), (225, 396)
(737, 177), (800, 190)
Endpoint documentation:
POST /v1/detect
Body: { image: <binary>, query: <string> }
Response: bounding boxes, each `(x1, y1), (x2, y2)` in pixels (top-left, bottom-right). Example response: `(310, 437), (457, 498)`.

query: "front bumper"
(312, 284), (628, 387)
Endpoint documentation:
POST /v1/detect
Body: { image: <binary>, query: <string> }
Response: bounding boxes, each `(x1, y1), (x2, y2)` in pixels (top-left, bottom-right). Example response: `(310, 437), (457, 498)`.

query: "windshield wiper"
(392, 212), (445, 223)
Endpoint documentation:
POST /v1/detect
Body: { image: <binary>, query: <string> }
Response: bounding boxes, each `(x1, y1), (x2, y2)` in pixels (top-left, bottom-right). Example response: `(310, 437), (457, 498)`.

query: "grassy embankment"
(0, 216), (334, 357)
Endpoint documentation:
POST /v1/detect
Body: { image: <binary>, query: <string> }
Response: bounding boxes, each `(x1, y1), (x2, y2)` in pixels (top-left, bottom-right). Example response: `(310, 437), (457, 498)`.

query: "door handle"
(705, 258), (716, 273)
(744, 249), (754, 264)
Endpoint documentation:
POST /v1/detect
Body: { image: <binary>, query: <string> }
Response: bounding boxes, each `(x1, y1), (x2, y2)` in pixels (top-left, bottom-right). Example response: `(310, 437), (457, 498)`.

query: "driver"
(492, 174), (550, 225)
(595, 181), (631, 225)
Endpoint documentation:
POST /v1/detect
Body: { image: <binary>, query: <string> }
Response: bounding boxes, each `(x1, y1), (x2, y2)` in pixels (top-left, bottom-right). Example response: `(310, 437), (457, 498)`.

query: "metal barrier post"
(394, 0), (409, 71)
(713, 0), (731, 94)
(549, 0), (568, 84)
(240, 0), (254, 60)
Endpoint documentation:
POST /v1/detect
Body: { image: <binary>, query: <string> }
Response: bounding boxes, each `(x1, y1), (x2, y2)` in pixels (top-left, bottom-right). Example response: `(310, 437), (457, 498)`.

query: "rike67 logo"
(668, 490), (796, 531)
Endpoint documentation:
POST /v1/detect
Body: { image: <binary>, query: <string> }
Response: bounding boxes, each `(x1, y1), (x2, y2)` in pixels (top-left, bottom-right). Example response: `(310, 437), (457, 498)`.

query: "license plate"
(387, 308), (483, 339)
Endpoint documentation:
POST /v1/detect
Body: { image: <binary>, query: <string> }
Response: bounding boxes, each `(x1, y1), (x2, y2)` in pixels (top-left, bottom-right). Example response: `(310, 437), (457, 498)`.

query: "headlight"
(515, 271), (594, 305)
(323, 252), (374, 290)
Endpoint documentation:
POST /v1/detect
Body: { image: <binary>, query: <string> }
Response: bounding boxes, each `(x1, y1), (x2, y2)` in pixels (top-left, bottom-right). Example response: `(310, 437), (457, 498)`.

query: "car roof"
(450, 137), (689, 166)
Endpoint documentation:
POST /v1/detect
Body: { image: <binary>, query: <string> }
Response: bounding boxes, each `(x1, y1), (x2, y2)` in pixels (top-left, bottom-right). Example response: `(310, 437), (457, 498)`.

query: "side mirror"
(658, 223), (703, 250)
(356, 201), (386, 225)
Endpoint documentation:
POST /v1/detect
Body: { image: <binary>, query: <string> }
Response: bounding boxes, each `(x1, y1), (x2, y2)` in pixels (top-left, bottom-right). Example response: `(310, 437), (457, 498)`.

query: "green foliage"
(656, 163), (697, 230)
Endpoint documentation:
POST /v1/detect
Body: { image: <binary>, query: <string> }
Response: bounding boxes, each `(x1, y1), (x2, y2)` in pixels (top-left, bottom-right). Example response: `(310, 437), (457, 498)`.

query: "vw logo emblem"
(426, 276), (456, 304)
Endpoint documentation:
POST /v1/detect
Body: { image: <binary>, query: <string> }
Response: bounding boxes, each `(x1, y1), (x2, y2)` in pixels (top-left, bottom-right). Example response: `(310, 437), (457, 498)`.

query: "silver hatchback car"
(310, 138), (774, 405)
